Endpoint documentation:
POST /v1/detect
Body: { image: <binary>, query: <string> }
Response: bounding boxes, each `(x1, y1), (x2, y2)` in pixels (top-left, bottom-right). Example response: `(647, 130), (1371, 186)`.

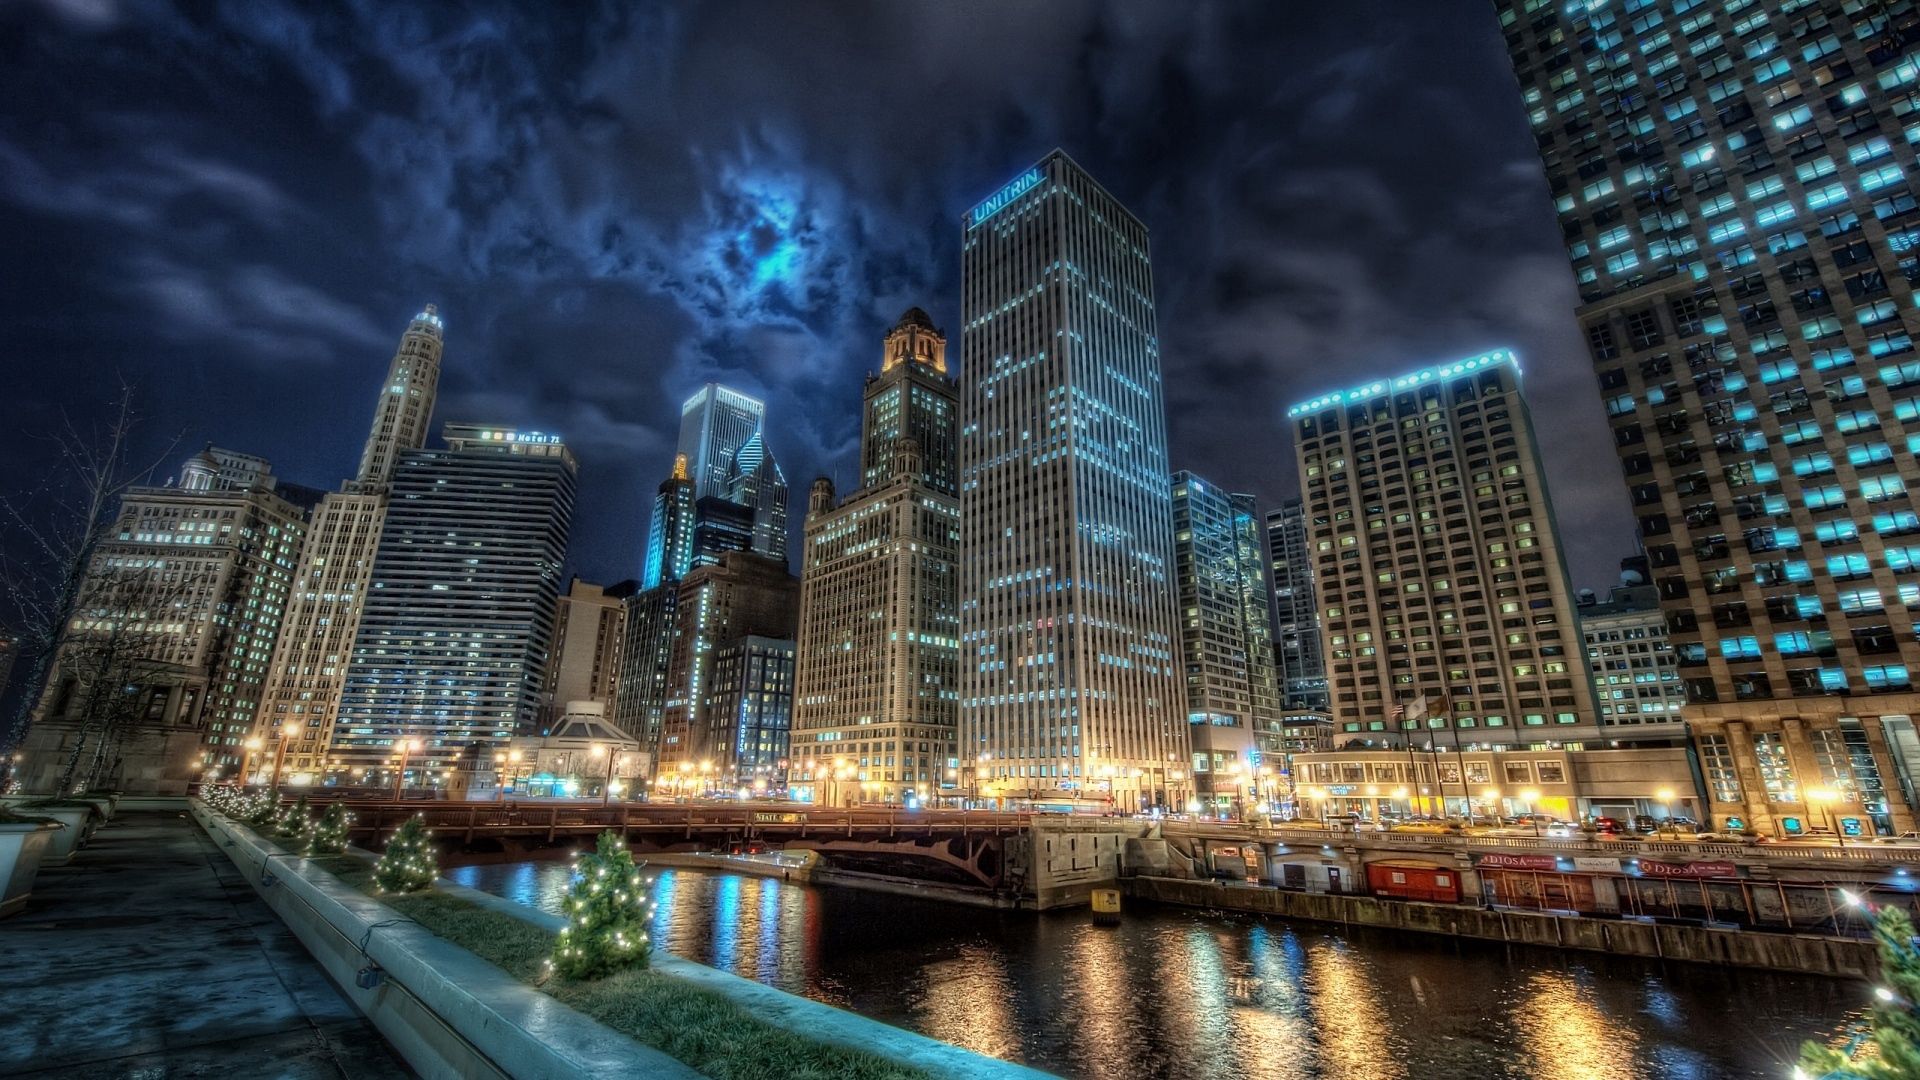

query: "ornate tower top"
(671, 453), (689, 481)
(882, 307), (946, 374)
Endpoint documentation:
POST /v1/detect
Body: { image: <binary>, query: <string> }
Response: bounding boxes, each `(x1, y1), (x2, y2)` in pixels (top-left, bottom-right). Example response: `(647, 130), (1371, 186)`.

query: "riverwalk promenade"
(1, 808), (408, 1078)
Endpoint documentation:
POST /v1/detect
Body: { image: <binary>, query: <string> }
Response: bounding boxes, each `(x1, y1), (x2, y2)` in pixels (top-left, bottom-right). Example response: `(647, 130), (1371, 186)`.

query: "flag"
(1403, 693), (1429, 723)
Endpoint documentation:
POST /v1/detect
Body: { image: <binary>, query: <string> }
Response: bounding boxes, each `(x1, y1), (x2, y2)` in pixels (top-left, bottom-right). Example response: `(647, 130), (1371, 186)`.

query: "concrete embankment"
(1125, 875), (1880, 979)
(192, 802), (1054, 1080)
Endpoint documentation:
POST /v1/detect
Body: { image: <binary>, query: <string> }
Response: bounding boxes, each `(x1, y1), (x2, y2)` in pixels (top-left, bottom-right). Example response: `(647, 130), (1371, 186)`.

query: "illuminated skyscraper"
(675, 383), (788, 563)
(791, 309), (961, 806)
(1289, 349), (1603, 748)
(1266, 497), (1329, 711)
(1496, 1), (1920, 833)
(959, 151), (1186, 811)
(1171, 473), (1284, 810)
(335, 425), (576, 782)
(260, 306), (444, 779)
(641, 455), (695, 590)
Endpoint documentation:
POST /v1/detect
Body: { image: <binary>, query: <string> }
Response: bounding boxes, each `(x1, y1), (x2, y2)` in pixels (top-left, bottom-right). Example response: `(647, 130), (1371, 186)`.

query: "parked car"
(1590, 816), (1625, 834)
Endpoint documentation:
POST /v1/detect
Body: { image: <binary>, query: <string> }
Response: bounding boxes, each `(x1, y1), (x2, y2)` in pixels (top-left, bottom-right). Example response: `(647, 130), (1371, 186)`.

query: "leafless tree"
(0, 383), (176, 757)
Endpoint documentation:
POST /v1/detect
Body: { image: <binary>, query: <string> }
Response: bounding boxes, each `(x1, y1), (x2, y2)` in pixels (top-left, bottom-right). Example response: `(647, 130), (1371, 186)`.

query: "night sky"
(0, 1), (1637, 592)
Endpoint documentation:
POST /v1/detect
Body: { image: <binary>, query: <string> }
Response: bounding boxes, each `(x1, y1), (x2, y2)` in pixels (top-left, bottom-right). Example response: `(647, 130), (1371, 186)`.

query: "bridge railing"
(1167, 821), (1920, 865)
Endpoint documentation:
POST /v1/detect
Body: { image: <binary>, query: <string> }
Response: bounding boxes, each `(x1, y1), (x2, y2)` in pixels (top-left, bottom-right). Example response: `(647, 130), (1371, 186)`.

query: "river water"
(445, 858), (1865, 1079)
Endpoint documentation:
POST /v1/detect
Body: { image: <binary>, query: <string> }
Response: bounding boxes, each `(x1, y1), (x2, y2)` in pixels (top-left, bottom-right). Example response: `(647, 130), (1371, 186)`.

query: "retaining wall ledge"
(190, 801), (701, 1080)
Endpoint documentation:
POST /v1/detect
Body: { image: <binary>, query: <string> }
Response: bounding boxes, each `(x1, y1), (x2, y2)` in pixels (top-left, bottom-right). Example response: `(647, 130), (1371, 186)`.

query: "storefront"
(1475, 852), (1621, 913)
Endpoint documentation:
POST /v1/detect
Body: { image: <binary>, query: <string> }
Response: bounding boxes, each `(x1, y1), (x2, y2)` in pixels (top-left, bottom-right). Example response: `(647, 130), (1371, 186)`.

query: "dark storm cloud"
(0, 0), (1635, 587)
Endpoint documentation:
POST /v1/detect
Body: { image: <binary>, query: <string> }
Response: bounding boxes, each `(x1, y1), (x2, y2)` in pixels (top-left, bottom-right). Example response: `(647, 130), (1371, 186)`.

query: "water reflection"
(446, 859), (1861, 1079)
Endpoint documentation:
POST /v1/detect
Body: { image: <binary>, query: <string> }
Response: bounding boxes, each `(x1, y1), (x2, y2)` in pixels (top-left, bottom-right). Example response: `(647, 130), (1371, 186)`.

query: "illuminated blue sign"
(1285, 348), (1521, 418)
(969, 168), (1044, 229)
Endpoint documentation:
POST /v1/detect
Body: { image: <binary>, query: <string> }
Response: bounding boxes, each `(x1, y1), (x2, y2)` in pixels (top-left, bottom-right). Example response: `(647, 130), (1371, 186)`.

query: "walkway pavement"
(1, 808), (410, 1078)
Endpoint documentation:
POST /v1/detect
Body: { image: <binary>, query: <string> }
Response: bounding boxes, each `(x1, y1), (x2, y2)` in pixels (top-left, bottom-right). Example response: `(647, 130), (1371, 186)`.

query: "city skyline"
(0, 4), (1636, 604)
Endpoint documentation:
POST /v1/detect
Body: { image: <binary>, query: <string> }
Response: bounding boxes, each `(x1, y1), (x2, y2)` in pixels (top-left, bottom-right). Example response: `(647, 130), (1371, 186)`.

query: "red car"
(1590, 816), (1626, 834)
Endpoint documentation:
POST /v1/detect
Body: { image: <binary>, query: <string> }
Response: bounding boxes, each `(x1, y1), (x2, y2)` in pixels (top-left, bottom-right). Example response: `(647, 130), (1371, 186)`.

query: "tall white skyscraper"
(958, 150), (1186, 812)
(672, 383), (787, 564)
(259, 306), (444, 780)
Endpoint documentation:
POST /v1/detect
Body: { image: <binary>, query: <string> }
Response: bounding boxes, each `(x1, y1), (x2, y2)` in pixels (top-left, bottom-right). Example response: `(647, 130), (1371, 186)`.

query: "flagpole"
(1399, 697), (1419, 820)
(1445, 690), (1469, 821)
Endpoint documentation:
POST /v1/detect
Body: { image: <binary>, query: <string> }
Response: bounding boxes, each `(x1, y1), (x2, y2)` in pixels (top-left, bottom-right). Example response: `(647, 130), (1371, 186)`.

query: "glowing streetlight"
(1807, 785), (1845, 847)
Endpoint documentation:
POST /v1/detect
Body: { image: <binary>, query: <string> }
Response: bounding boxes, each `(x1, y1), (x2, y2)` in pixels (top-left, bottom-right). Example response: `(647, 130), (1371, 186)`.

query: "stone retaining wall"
(1124, 875), (1880, 979)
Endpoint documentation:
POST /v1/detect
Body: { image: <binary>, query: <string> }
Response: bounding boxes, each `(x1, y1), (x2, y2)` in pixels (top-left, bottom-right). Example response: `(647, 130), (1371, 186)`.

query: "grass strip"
(247, 824), (926, 1079)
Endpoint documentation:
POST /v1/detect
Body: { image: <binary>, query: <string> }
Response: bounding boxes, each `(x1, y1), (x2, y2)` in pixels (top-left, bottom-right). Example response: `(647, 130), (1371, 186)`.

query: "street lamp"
(591, 744), (620, 805)
(1520, 787), (1541, 835)
(392, 738), (420, 799)
(1480, 787), (1502, 824)
(241, 737), (264, 788)
(1655, 786), (1677, 835)
(1808, 786), (1845, 847)
(271, 723), (297, 794)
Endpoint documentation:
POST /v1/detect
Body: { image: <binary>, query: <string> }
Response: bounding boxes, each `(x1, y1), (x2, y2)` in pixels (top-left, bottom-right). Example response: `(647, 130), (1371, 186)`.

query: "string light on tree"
(548, 830), (655, 980)
(1798, 896), (1920, 1079)
(308, 802), (352, 855)
(372, 814), (436, 893)
(275, 792), (314, 841)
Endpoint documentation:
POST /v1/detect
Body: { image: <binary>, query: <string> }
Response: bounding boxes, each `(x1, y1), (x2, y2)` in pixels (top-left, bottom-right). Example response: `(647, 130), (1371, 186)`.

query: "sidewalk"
(0, 808), (409, 1078)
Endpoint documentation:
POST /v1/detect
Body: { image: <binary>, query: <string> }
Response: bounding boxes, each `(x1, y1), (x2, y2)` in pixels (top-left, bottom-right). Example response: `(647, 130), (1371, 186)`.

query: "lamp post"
(1520, 787), (1542, 835)
(392, 738), (419, 800)
(271, 723), (296, 795)
(1655, 786), (1677, 836)
(1393, 786), (1410, 822)
(592, 744), (620, 805)
(1808, 786), (1844, 847)
(240, 737), (264, 788)
(1480, 786), (1502, 825)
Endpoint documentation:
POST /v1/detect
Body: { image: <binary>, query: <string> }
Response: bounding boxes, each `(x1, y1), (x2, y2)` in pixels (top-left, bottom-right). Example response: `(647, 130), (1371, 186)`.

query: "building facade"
(1171, 473), (1284, 807)
(262, 306), (445, 778)
(544, 578), (632, 726)
(1290, 349), (1605, 750)
(1496, 0), (1920, 834)
(1266, 497), (1330, 711)
(333, 424), (576, 784)
(791, 309), (962, 806)
(656, 552), (799, 783)
(1580, 579), (1688, 744)
(22, 449), (310, 793)
(675, 383), (787, 563)
(959, 150), (1187, 811)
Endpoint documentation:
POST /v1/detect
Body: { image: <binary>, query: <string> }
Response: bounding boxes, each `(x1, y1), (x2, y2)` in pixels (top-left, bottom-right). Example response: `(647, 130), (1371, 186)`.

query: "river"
(444, 858), (1865, 1079)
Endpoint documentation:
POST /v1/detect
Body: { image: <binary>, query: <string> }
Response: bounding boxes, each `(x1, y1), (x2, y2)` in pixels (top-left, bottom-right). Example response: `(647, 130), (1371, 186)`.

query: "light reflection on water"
(445, 859), (1864, 1079)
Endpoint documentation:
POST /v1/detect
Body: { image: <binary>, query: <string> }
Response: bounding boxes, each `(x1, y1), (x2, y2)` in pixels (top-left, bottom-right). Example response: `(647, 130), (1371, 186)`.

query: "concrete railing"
(190, 801), (1055, 1080)
(190, 801), (702, 1080)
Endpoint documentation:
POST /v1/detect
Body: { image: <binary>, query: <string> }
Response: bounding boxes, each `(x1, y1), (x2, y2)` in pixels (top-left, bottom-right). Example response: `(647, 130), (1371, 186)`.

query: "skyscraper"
(1289, 349), (1603, 749)
(641, 456), (695, 590)
(21, 448), (310, 793)
(1496, 2), (1920, 834)
(1171, 473), (1284, 810)
(674, 383), (789, 563)
(656, 552), (798, 785)
(791, 308), (962, 806)
(334, 424), (576, 783)
(959, 151), (1186, 811)
(1266, 498), (1330, 712)
(543, 578), (632, 725)
(260, 306), (444, 779)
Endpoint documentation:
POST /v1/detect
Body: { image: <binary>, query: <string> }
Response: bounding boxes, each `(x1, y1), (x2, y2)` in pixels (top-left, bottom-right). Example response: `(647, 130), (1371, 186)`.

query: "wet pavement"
(0, 808), (409, 1079)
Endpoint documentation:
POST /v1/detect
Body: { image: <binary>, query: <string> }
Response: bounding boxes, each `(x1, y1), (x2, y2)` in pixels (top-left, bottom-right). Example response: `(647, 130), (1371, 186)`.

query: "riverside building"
(1496, 0), (1920, 834)
(333, 424), (576, 785)
(258, 306), (445, 780)
(791, 309), (962, 807)
(958, 150), (1186, 811)
(1289, 349), (1604, 750)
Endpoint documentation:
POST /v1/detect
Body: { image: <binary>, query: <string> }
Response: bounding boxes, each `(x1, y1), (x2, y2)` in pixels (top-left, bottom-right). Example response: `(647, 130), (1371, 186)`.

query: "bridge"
(313, 798), (1042, 893)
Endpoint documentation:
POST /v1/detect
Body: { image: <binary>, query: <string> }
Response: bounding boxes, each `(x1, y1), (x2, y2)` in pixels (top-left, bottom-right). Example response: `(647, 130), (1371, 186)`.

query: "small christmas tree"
(275, 792), (313, 840)
(1800, 904), (1920, 1079)
(372, 815), (436, 893)
(550, 831), (655, 980)
(245, 792), (280, 828)
(308, 802), (351, 855)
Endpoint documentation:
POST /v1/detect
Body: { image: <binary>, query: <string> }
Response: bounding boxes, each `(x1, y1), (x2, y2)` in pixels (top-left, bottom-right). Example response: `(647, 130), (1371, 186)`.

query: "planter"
(0, 821), (63, 917)
(22, 806), (95, 864)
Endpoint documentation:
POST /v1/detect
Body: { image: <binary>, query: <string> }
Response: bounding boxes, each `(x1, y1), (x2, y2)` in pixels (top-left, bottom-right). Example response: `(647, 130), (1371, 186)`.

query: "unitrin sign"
(969, 168), (1043, 229)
